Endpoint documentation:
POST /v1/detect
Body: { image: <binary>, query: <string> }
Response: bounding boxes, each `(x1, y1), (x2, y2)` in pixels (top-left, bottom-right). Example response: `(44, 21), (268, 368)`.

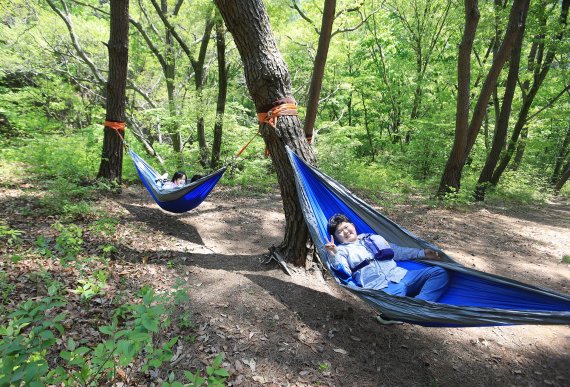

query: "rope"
(235, 131), (260, 157)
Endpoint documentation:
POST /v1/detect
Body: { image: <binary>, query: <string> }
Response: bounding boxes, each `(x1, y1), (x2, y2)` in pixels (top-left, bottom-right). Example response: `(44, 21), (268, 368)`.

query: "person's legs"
(401, 267), (449, 302)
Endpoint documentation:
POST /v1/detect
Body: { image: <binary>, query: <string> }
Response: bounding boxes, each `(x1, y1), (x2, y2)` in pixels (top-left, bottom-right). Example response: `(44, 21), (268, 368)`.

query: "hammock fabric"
(129, 150), (225, 214)
(286, 147), (570, 327)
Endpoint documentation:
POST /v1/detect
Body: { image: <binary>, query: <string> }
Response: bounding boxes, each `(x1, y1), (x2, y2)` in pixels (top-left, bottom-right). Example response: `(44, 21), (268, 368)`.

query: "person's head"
(327, 213), (358, 243)
(171, 171), (187, 186)
(190, 174), (204, 183)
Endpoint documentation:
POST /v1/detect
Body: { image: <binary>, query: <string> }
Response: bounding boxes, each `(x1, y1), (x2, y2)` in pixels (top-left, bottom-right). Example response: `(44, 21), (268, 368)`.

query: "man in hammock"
(325, 214), (449, 305)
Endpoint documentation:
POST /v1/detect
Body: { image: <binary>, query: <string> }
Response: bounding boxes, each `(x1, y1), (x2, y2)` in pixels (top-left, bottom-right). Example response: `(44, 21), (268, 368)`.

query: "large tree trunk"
(97, 0), (129, 182)
(215, 0), (316, 267)
(303, 0), (336, 143)
(210, 18), (228, 168)
(474, 5), (527, 201)
(437, 0), (479, 196)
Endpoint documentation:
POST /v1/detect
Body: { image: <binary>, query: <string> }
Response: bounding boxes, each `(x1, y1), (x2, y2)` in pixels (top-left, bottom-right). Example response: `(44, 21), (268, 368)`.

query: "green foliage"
(71, 270), (108, 300)
(0, 222), (24, 246)
(0, 296), (66, 386)
(562, 255), (570, 264)
(0, 280), (229, 386)
(0, 271), (15, 306)
(53, 222), (84, 265)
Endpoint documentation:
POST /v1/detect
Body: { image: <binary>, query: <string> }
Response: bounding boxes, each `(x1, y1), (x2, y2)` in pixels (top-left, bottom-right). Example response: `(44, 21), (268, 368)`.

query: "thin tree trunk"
(215, 0), (316, 267)
(97, 0), (129, 182)
(554, 163), (570, 193)
(211, 18), (228, 168)
(474, 7), (526, 201)
(437, 0), (479, 196)
(511, 126), (527, 170)
(550, 123), (570, 184)
(303, 0), (336, 142)
(491, 0), (570, 185)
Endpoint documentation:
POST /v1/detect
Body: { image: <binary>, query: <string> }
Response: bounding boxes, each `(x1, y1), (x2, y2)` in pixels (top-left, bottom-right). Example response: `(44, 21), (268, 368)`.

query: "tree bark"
(438, 0), (529, 196)
(554, 163), (570, 193)
(97, 0), (129, 183)
(550, 123), (570, 185)
(303, 0), (336, 142)
(491, 0), (570, 185)
(214, 0), (316, 267)
(437, 0), (479, 196)
(474, 3), (527, 201)
(210, 18), (228, 168)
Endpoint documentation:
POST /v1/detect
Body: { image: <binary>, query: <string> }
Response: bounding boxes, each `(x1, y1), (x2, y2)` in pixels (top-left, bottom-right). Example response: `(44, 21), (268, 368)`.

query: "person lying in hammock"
(156, 171), (204, 189)
(325, 214), (449, 303)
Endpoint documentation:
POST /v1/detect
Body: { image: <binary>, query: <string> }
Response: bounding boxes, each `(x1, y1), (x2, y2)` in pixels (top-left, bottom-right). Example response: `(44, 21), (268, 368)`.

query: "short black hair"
(327, 213), (352, 236)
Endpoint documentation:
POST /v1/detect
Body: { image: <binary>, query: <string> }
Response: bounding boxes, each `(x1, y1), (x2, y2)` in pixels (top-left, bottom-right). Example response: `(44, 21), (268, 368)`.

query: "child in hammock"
(157, 171), (204, 189)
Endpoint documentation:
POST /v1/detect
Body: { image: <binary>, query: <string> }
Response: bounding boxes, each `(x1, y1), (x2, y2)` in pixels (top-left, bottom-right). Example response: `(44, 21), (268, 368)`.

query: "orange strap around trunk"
(104, 120), (126, 130)
(257, 103), (298, 128)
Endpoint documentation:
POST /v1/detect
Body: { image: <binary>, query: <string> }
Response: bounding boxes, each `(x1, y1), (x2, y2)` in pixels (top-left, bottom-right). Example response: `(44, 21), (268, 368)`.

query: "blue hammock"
(129, 150), (225, 214)
(286, 147), (570, 327)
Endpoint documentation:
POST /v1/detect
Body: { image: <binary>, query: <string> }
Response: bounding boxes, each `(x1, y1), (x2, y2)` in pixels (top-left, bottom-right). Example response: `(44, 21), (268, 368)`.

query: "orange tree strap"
(104, 120), (126, 130)
(104, 120), (127, 146)
(257, 103), (298, 128)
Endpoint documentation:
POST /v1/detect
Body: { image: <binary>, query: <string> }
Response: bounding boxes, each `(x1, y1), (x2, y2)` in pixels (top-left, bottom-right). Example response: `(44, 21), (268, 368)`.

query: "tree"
(97, 0), (130, 182)
(214, 0), (316, 267)
(437, 0), (530, 196)
(489, 0), (570, 186)
(474, 0), (529, 201)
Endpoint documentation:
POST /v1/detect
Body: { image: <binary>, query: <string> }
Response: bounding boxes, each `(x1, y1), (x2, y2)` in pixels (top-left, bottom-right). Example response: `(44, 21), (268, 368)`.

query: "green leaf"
(214, 368), (229, 377)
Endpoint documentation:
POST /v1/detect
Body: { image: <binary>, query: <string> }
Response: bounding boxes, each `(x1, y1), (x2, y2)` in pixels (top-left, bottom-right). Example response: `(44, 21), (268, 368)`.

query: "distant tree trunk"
(474, 6), (527, 201)
(438, 0), (529, 196)
(437, 0), (479, 196)
(97, 0), (129, 182)
(511, 126), (527, 170)
(303, 0), (336, 142)
(550, 123), (570, 184)
(554, 163), (570, 193)
(215, 0), (316, 267)
(210, 18), (228, 168)
(491, 0), (569, 185)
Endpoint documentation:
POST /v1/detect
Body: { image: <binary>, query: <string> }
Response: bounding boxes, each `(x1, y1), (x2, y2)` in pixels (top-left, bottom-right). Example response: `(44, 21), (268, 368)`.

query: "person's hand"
(325, 235), (337, 256)
(423, 249), (440, 260)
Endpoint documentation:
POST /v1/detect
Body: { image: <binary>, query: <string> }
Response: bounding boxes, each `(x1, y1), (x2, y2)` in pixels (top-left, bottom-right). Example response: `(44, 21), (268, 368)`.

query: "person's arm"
(390, 243), (439, 260)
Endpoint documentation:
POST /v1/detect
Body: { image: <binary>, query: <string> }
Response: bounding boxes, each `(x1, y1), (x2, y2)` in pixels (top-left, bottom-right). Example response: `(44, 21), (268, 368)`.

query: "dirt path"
(1, 183), (569, 386)
(110, 185), (570, 386)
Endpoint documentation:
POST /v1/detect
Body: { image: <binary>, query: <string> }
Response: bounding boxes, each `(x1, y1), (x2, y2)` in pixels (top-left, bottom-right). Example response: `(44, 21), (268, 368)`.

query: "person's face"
(334, 222), (358, 243)
(174, 176), (186, 186)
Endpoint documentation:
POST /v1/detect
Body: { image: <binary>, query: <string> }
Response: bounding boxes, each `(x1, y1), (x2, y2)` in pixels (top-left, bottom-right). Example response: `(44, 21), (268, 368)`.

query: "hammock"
(286, 147), (570, 327)
(129, 150), (226, 214)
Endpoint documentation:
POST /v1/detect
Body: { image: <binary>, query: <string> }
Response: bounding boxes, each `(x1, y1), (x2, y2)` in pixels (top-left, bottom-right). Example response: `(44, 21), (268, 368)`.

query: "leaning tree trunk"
(215, 0), (316, 267)
(303, 0), (336, 143)
(97, 0), (129, 183)
(554, 163), (570, 193)
(475, 7), (526, 201)
(437, 0), (479, 196)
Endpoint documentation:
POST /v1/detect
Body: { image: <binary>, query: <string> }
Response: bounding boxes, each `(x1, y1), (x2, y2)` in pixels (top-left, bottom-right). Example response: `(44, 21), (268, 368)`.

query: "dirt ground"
(1, 181), (569, 386)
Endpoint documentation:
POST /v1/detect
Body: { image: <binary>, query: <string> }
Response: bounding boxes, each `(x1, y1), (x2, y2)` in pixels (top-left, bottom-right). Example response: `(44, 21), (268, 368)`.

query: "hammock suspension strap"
(104, 120), (128, 148)
(257, 101), (298, 128)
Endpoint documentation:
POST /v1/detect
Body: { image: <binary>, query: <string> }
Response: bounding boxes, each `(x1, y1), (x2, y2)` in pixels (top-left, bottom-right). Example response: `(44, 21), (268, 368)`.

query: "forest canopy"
(1, 0), (569, 202)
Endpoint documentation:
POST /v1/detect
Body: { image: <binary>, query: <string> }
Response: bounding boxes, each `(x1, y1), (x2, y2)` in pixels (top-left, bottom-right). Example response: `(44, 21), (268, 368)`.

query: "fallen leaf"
(333, 348), (348, 354)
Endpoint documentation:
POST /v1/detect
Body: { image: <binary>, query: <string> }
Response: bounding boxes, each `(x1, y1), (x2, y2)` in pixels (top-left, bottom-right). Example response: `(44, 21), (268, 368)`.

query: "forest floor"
(1, 178), (569, 386)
